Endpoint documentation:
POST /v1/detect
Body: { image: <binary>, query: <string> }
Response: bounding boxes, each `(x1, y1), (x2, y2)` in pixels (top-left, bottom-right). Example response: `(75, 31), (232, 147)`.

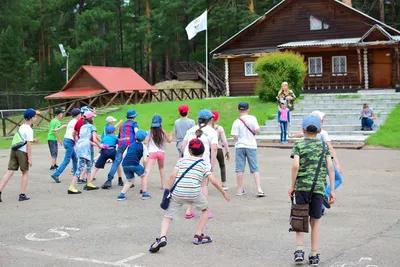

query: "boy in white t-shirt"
(231, 102), (265, 197)
(0, 108), (40, 202)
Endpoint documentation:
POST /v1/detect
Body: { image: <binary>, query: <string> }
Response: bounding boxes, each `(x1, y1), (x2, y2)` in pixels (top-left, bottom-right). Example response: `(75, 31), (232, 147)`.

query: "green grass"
(335, 94), (361, 99)
(366, 104), (400, 148)
(0, 97), (277, 149)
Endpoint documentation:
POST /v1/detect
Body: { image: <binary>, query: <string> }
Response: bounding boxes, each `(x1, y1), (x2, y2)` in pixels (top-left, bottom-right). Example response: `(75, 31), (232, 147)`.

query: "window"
(332, 56), (347, 75)
(310, 15), (330, 31)
(244, 62), (257, 76)
(308, 57), (323, 76)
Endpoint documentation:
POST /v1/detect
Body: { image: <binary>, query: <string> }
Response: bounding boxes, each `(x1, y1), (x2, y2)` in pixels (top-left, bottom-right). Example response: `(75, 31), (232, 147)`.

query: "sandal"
(185, 212), (196, 219)
(149, 236), (167, 253)
(193, 234), (213, 245)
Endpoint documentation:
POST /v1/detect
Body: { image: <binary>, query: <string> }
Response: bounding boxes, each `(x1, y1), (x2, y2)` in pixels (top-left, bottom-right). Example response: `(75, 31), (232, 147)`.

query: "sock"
(296, 246), (304, 251)
(311, 251), (318, 256)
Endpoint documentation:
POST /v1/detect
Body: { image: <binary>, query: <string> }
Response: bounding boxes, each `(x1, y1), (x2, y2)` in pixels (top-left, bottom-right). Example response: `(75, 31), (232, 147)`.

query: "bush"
(254, 52), (307, 102)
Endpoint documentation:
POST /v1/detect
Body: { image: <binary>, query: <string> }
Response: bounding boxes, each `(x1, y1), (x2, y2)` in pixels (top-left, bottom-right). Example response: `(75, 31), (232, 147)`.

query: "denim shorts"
(123, 165), (145, 180)
(235, 148), (259, 173)
(48, 140), (58, 159)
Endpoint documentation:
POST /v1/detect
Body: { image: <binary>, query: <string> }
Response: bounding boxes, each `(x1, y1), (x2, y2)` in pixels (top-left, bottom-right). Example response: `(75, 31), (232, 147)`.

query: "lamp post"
(59, 44), (69, 84)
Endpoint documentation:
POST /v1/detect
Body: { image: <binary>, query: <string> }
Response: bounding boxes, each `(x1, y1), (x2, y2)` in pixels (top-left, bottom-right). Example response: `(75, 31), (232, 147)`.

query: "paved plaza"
(0, 144), (399, 267)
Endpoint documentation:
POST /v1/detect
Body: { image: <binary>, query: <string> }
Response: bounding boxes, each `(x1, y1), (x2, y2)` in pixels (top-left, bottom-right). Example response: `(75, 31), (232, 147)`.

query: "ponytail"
(195, 118), (209, 138)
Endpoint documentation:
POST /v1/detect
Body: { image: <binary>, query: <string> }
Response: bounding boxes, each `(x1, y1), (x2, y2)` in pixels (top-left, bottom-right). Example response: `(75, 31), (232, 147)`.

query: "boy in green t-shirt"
(288, 116), (336, 266)
(48, 109), (66, 171)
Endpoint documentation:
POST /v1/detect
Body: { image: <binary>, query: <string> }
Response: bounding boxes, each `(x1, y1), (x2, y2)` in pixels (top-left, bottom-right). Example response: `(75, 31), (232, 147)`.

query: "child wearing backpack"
(288, 116), (336, 266)
(149, 138), (230, 253)
(0, 108), (40, 202)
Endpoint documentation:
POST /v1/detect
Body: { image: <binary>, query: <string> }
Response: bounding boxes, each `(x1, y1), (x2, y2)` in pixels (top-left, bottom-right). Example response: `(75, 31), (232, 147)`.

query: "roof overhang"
(212, 47), (278, 59)
(45, 88), (104, 100)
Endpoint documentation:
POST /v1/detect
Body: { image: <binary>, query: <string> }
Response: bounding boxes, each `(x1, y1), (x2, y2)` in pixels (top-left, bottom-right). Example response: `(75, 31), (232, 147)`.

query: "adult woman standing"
(276, 82), (296, 111)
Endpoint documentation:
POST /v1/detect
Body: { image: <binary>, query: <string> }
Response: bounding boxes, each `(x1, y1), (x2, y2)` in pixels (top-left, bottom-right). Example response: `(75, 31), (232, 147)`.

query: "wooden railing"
(304, 72), (361, 91)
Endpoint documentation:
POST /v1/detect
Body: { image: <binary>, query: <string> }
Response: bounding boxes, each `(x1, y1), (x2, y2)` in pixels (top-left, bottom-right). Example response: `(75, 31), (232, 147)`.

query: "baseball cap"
(178, 104), (189, 113)
(55, 109), (64, 115)
(302, 116), (321, 131)
(197, 109), (213, 119)
(83, 111), (96, 119)
(106, 125), (116, 133)
(151, 115), (162, 128)
(24, 108), (39, 120)
(211, 110), (219, 121)
(135, 129), (148, 142)
(311, 110), (326, 120)
(126, 109), (138, 118)
(238, 102), (249, 111)
(106, 116), (117, 123)
(189, 138), (205, 156)
(80, 106), (93, 114)
(71, 108), (81, 117)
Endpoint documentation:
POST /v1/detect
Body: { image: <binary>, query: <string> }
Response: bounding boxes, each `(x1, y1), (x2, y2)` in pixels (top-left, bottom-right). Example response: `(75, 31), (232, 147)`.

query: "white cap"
(311, 110), (326, 120)
(106, 116), (117, 123)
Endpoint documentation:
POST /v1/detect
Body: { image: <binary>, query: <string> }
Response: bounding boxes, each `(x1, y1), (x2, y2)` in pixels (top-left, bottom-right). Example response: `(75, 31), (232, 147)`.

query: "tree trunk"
(118, 0), (124, 64)
(145, 0), (153, 84)
(184, 0), (190, 61)
(390, 0), (396, 28)
(248, 0), (255, 13)
(378, 0), (385, 23)
(79, 0), (84, 14)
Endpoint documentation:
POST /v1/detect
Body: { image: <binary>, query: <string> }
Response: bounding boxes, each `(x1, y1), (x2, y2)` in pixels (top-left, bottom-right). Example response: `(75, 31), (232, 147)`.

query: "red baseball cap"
(178, 104), (189, 113)
(211, 110), (219, 121)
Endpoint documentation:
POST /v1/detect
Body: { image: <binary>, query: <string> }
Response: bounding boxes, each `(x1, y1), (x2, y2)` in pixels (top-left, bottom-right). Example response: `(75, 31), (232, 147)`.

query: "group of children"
(0, 99), (342, 266)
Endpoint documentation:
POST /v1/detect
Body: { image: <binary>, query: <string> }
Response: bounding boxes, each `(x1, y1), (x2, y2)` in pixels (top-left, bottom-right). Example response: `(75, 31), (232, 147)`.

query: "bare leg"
(236, 172), (244, 194)
(195, 208), (210, 235)
(117, 165), (123, 179)
(160, 217), (173, 237)
(296, 232), (304, 248)
(0, 170), (14, 192)
(70, 176), (78, 188)
(20, 171), (29, 194)
(186, 205), (194, 216)
(141, 174), (148, 193)
(310, 218), (320, 252)
(121, 179), (134, 194)
(51, 158), (56, 166)
(252, 172), (263, 192)
(88, 167), (99, 183)
(158, 159), (165, 189)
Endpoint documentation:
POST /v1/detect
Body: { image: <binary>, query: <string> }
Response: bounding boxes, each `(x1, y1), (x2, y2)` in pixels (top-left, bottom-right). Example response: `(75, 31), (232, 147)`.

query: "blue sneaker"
(142, 192), (151, 200)
(117, 193), (127, 201)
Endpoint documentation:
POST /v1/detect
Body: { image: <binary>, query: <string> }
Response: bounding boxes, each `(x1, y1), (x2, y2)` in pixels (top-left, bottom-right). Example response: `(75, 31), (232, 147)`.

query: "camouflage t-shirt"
(290, 138), (331, 195)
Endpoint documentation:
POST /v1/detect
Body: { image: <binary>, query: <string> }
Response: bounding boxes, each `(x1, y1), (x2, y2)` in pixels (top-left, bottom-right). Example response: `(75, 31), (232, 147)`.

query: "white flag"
(185, 10), (207, 40)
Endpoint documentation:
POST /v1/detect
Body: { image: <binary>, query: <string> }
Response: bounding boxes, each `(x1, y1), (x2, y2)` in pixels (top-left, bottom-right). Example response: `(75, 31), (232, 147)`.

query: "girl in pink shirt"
(277, 100), (291, 144)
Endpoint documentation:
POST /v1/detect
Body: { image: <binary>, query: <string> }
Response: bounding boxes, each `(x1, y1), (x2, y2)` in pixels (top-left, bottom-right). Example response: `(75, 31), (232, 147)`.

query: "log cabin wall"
(229, 57), (259, 96)
(66, 71), (105, 90)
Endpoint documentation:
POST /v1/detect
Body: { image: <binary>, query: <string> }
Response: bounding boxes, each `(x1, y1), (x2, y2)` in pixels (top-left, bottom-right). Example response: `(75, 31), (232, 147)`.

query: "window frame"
(310, 15), (330, 31)
(308, 57), (323, 77)
(244, 62), (258, 77)
(332, 56), (347, 76)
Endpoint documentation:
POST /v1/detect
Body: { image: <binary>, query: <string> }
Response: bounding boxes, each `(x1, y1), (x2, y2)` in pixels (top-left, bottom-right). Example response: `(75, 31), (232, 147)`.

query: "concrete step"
(261, 124), (377, 132)
(302, 93), (400, 101)
(259, 130), (376, 136)
(293, 107), (390, 113)
(256, 134), (368, 143)
(265, 117), (386, 126)
(272, 113), (389, 120)
(299, 100), (400, 106)
(295, 103), (398, 109)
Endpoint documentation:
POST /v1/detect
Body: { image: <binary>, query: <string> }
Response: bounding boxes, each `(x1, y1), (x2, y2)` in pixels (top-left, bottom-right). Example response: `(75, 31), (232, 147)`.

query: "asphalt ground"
(0, 144), (399, 267)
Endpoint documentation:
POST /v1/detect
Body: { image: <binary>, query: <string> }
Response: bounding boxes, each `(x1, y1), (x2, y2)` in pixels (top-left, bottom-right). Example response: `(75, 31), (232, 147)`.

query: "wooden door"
(370, 49), (392, 88)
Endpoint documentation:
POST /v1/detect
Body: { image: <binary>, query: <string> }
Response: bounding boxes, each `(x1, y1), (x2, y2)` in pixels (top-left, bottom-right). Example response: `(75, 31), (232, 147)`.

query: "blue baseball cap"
(126, 109), (138, 118)
(302, 116), (321, 131)
(106, 125), (116, 134)
(71, 108), (81, 117)
(24, 108), (39, 120)
(80, 106), (93, 114)
(238, 102), (249, 111)
(197, 109), (213, 119)
(151, 115), (162, 127)
(135, 129), (148, 142)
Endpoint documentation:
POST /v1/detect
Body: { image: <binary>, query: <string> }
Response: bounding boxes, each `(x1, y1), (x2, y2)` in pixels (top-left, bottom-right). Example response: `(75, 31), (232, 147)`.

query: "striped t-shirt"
(171, 157), (211, 199)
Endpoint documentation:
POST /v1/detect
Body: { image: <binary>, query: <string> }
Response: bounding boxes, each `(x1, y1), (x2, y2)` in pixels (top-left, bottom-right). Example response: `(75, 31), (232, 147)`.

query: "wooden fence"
(1, 88), (221, 137)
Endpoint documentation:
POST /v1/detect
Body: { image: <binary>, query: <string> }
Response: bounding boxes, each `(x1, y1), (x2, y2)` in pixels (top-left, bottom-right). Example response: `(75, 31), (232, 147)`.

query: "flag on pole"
(185, 10), (207, 40)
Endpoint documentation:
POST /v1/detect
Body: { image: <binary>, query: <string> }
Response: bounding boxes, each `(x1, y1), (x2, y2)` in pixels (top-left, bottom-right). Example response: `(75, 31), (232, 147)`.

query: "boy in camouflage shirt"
(288, 116), (336, 266)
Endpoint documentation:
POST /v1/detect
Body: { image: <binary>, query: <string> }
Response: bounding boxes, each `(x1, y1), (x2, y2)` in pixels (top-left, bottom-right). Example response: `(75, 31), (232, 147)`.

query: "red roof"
(45, 88), (104, 100)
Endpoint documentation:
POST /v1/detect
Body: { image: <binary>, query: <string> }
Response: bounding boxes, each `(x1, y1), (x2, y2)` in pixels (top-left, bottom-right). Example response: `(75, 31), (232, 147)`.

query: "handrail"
(305, 72), (360, 90)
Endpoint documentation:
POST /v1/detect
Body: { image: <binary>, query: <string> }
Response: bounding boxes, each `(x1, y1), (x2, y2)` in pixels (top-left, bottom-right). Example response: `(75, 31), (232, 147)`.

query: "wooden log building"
(211, 0), (400, 96)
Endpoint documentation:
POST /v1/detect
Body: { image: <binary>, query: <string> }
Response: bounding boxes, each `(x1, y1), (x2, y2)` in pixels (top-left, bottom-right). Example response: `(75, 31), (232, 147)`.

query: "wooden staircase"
(165, 62), (226, 96)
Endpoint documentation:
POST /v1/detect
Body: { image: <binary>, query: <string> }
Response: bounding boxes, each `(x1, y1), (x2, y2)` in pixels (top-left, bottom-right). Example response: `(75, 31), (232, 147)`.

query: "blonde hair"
(278, 82), (289, 96)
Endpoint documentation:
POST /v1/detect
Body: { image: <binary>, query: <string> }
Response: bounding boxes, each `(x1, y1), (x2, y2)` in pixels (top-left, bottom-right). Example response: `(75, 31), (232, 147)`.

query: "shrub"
(254, 52), (307, 102)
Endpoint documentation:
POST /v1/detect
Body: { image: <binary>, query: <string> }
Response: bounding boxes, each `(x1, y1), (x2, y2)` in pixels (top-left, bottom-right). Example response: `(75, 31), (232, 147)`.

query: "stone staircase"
(259, 90), (400, 146)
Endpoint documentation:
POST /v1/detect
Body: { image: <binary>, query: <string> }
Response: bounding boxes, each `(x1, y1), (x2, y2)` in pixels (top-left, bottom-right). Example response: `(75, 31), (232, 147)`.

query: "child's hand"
(102, 144), (109, 149)
(223, 192), (230, 202)
(277, 123), (280, 128)
(225, 152), (230, 161)
(329, 191), (336, 204)
(289, 123), (291, 127)
(34, 138), (40, 143)
(288, 186), (295, 197)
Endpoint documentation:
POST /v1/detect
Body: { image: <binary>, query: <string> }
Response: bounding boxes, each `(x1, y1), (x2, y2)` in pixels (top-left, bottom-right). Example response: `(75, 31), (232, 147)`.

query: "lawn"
(366, 104), (400, 148)
(0, 97), (277, 149)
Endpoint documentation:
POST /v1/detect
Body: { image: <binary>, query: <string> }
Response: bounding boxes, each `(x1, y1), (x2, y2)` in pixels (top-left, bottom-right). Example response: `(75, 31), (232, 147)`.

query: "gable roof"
(60, 65), (153, 93)
(360, 24), (394, 42)
(211, 0), (400, 55)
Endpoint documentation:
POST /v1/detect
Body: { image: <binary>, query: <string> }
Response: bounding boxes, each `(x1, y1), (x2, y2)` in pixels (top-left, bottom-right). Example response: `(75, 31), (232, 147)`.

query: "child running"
(117, 130), (149, 200)
(288, 116), (336, 266)
(211, 111), (230, 190)
(277, 100), (291, 144)
(0, 108), (40, 202)
(47, 109), (66, 171)
(149, 138), (230, 253)
(173, 104), (195, 158)
(144, 115), (173, 190)
(68, 111), (103, 194)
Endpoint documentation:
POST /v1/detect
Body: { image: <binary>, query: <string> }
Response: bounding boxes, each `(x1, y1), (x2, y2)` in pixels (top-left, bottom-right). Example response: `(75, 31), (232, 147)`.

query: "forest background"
(0, 0), (398, 107)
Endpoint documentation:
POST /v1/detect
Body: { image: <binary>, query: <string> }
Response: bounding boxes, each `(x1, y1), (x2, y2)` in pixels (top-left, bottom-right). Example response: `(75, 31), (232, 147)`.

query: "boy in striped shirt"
(149, 138), (230, 253)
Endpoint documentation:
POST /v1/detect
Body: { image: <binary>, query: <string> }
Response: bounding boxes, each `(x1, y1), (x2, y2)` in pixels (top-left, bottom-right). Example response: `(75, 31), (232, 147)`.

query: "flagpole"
(205, 23), (209, 98)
